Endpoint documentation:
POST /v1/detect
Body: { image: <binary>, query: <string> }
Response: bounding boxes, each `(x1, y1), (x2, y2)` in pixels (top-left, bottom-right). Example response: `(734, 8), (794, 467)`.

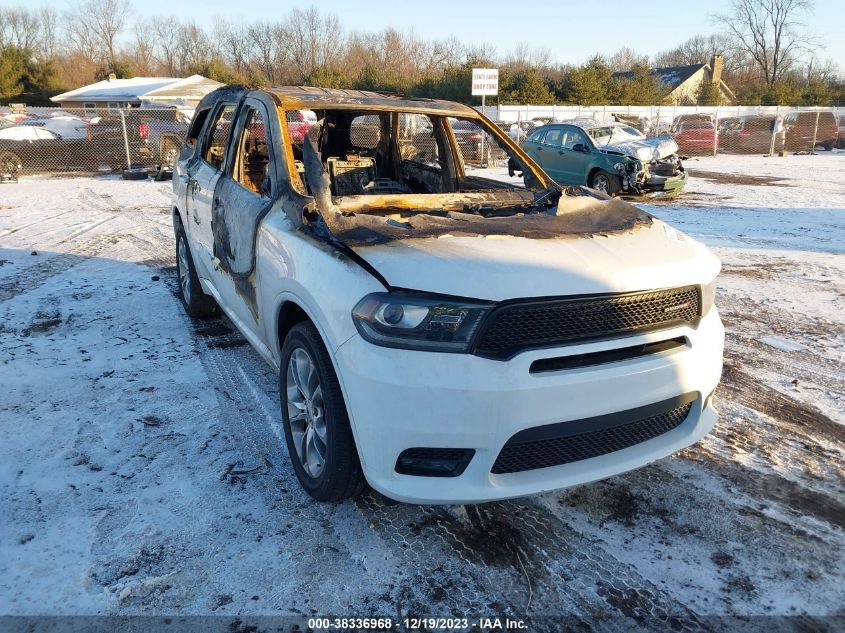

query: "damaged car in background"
(515, 119), (687, 195)
(172, 86), (722, 504)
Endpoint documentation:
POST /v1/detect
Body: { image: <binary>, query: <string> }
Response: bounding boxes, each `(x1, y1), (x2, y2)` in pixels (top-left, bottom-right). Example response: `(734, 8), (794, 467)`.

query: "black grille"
(491, 396), (695, 475)
(472, 286), (700, 360)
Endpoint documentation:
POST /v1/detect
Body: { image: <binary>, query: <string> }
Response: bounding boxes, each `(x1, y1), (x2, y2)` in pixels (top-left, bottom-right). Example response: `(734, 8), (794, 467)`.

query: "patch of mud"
(721, 362), (843, 443)
(689, 169), (792, 187)
(21, 310), (63, 336)
(193, 318), (247, 349)
(721, 261), (794, 280)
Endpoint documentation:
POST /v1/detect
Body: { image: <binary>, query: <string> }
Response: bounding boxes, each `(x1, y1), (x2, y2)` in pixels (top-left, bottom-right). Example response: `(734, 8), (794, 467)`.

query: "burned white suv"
(172, 86), (723, 504)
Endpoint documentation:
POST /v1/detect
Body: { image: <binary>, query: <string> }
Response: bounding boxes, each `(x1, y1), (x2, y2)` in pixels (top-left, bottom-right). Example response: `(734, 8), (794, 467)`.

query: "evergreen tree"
(568, 56), (613, 105)
(696, 80), (722, 105)
(0, 45), (62, 103)
(501, 68), (554, 104)
(0, 46), (29, 99)
(614, 63), (665, 105)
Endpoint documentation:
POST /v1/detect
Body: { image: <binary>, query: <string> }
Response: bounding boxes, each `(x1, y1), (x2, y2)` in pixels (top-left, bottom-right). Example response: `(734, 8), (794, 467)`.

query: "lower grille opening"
(396, 448), (475, 477)
(530, 337), (688, 373)
(491, 394), (696, 475)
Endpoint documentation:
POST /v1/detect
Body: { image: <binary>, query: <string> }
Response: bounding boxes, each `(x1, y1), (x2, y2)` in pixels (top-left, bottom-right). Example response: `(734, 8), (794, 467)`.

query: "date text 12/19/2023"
(307, 617), (528, 630)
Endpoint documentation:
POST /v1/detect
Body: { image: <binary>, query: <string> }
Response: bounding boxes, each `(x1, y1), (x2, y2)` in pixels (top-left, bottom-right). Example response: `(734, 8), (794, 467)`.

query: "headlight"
(352, 292), (492, 352)
(701, 278), (718, 315)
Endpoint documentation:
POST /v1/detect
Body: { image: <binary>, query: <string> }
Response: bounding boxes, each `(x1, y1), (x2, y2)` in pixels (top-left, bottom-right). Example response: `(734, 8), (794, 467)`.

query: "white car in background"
(172, 86), (724, 504)
(0, 115), (94, 141)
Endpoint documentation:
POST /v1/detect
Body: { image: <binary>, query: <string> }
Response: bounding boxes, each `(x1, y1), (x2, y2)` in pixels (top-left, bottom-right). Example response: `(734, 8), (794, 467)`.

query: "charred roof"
(265, 86), (478, 116)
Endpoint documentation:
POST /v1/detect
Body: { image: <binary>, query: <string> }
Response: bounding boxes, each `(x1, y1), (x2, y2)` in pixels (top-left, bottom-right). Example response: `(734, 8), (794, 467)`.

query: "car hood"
(598, 135), (679, 162)
(351, 219), (719, 301)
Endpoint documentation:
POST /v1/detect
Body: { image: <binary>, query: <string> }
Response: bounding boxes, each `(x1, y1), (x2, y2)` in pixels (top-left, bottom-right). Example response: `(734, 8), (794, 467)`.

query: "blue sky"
(65, 0), (845, 69)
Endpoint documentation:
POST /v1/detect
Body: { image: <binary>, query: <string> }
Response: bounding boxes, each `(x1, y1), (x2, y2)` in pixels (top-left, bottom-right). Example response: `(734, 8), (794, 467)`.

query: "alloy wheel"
(286, 347), (327, 478)
(177, 236), (192, 304)
(594, 174), (609, 192)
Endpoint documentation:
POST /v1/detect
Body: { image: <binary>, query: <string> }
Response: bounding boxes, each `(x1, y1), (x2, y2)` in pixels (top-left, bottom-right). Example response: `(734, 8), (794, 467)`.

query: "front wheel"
(590, 169), (622, 196)
(175, 221), (218, 317)
(280, 322), (365, 502)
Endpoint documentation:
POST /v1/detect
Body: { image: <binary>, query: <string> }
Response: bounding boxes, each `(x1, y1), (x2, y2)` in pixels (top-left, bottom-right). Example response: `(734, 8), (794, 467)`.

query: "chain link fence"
(1, 104), (842, 185)
(0, 106), (190, 181)
(488, 105), (844, 157)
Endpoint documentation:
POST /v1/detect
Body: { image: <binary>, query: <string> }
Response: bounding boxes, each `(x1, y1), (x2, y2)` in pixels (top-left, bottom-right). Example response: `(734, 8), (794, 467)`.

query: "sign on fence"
(471, 69), (499, 96)
(9, 103), (27, 114)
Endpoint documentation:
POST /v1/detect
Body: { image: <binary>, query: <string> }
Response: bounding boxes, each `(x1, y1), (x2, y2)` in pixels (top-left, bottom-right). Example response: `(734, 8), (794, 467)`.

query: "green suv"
(517, 121), (687, 196)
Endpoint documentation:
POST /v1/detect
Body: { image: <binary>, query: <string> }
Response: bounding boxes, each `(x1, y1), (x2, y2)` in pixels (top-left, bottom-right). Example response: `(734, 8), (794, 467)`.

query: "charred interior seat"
(242, 136), (270, 194)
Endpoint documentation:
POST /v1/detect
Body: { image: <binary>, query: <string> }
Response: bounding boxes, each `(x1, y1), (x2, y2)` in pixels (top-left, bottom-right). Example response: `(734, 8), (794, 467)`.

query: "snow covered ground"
(0, 156), (843, 631)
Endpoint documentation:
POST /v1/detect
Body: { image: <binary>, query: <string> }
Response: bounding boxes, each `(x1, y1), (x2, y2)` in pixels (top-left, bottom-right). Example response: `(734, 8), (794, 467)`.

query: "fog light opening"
(395, 448), (475, 477)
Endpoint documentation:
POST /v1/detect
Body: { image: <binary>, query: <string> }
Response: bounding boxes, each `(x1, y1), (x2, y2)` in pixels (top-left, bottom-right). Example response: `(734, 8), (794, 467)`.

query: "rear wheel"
(590, 169), (622, 196)
(280, 322), (365, 502)
(175, 220), (218, 318)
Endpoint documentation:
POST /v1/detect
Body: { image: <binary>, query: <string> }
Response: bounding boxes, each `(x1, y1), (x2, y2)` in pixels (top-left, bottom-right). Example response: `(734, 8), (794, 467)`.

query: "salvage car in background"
(0, 115), (153, 177)
(673, 120), (718, 156)
(783, 111), (838, 151)
(133, 109), (191, 168)
(518, 120), (687, 195)
(719, 115), (784, 154)
(171, 86), (722, 504)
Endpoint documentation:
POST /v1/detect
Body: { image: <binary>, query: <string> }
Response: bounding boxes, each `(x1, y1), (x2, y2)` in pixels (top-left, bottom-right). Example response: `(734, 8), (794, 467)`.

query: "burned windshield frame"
(287, 109), (548, 197)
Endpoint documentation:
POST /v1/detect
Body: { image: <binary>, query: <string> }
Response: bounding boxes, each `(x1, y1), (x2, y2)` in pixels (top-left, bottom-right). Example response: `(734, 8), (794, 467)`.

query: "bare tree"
(175, 21), (209, 75)
(282, 7), (344, 82)
(150, 16), (182, 76)
(1, 7), (41, 50)
(504, 43), (552, 73)
(213, 18), (252, 78)
(608, 47), (649, 72)
(423, 36), (464, 72)
(654, 34), (732, 68)
(714, 0), (816, 86)
(248, 20), (286, 84)
(129, 24), (155, 75)
(464, 42), (497, 66)
(66, 0), (130, 68)
(38, 6), (60, 60)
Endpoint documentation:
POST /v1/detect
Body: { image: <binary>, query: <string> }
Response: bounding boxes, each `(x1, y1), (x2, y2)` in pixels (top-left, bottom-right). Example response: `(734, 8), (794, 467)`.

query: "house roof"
(51, 75), (224, 103)
(612, 64), (705, 89)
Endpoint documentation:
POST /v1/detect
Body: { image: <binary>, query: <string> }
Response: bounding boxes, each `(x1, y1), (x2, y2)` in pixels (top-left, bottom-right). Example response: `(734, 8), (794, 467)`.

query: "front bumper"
(334, 309), (724, 504)
(642, 168), (688, 193)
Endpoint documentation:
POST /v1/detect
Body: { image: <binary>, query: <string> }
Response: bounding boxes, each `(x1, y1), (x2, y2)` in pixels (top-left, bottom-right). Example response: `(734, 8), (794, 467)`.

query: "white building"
(51, 74), (224, 113)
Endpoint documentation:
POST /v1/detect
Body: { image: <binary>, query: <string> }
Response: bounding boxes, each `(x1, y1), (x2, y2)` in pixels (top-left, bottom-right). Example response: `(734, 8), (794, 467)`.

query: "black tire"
(122, 167), (148, 180)
(590, 169), (622, 196)
(0, 150), (22, 177)
(175, 220), (218, 318)
(822, 141), (834, 151)
(280, 321), (365, 502)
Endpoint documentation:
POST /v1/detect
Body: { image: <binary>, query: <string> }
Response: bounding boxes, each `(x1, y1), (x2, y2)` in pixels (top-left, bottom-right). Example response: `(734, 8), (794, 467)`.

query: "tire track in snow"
(0, 235), (119, 304)
(124, 204), (843, 625)
(132, 234), (719, 627)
